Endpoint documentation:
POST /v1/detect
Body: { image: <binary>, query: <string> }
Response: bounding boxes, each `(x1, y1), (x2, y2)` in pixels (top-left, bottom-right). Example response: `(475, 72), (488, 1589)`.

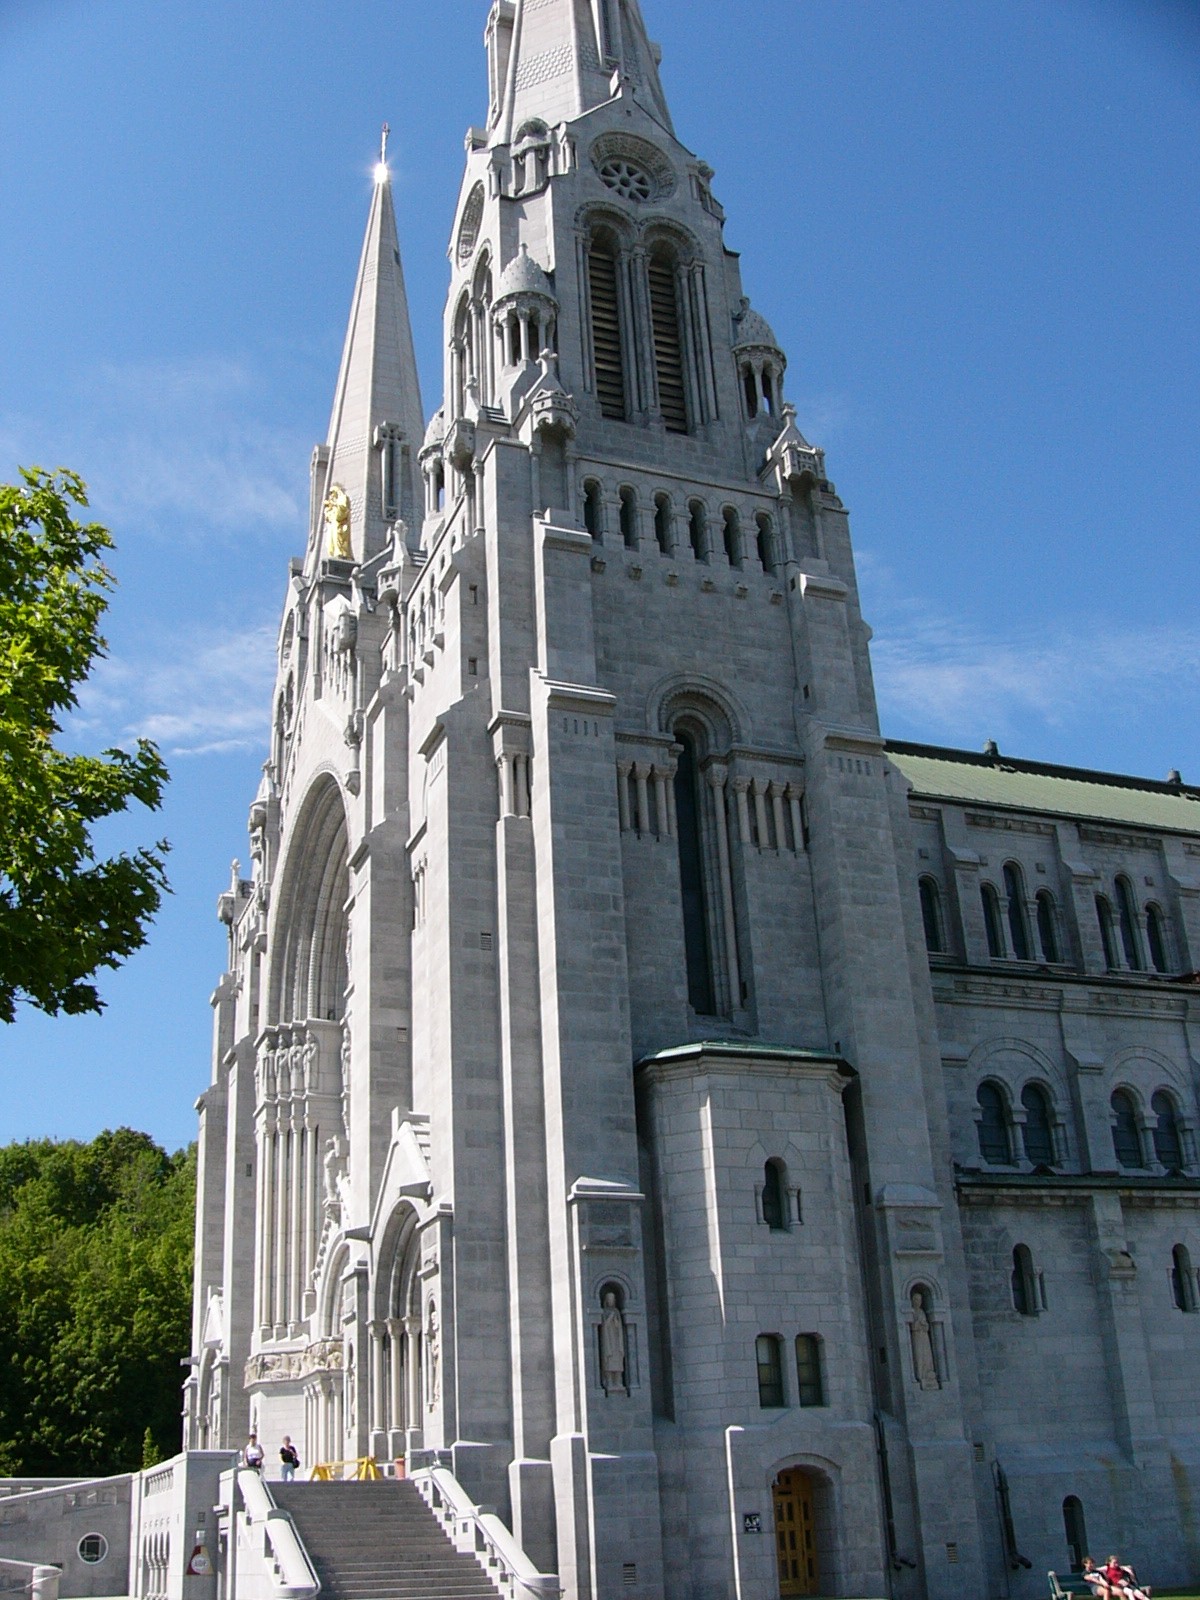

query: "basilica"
(184, 4), (1200, 1598)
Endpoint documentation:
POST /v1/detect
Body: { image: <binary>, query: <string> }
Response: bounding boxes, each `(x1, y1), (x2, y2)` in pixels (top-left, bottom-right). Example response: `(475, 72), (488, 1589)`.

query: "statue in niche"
(909, 1289), (940, 1391)
(426, 1302), (440, 1407)
(600, 1290), (627, 1394)
(324, 485), (352, 559)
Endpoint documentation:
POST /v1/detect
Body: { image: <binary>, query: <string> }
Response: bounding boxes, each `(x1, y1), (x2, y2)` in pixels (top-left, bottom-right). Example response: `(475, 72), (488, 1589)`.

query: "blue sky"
(1, 0), (1197, 1150)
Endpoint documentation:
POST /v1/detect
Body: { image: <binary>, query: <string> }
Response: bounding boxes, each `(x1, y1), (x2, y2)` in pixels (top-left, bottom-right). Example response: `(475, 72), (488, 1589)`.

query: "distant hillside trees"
(0, 1128), (194, 1475)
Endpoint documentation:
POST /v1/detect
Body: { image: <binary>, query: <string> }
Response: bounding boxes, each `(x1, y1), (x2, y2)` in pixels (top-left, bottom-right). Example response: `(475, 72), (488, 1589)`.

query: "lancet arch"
(270, 776), (351, 1026)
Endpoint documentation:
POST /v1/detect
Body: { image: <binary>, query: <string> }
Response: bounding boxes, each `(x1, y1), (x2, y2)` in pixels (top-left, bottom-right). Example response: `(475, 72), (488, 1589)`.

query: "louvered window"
(588, 242), (626, 420)
(648, 255), (688, 433)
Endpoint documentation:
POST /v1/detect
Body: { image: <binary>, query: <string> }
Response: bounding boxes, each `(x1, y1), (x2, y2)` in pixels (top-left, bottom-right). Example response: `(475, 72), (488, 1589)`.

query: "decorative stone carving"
(909, 1291), (940, 1391)
(600, 1291), (628, 1394)
(589, 133), (675, 201)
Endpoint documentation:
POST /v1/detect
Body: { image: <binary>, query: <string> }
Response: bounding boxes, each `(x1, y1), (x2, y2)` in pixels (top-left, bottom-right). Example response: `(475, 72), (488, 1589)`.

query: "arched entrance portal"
(773, 1468), (819, 1597)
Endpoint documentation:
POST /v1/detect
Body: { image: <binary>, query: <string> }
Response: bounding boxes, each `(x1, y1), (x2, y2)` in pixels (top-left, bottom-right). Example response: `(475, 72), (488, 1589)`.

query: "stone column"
(770, 783), (787, 854)
(731, 776), (752, 847)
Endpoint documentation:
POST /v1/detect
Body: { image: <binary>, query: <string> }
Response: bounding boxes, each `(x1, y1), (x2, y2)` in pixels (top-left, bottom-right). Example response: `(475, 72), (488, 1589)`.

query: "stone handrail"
(412, 1467), (560, 1600)
(237, 1470), (321, 1600)
(0, 1561), (59, 1600)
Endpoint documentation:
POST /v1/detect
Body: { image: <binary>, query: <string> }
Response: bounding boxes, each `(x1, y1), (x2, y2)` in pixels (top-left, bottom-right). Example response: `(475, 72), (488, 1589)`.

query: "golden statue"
(324, 485), (352, 559)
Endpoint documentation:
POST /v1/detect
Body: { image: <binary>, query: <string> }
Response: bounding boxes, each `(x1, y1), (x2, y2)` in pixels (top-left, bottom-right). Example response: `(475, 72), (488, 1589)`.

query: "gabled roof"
(887, 740), (1200, 836)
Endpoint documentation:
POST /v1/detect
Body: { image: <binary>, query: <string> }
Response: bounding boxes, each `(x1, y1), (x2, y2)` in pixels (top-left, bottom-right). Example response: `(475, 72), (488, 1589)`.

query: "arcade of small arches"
(919, 862), (1177, 977)
(972, 1075), (1193, 1175)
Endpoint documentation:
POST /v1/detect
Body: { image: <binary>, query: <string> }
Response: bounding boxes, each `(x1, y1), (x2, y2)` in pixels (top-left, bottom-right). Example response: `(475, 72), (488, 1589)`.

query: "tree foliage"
(0, 1129), (195, 1475)
(0, 468), (169, 1022)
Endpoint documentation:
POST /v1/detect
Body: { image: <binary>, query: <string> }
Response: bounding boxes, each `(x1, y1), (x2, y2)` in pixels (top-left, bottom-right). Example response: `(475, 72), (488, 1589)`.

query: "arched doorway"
(773, 1468), (819, 1596)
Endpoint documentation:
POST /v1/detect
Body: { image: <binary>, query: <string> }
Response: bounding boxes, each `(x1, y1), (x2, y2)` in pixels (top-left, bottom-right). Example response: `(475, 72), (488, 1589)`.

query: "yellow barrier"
(309, 1457), (382, 1481)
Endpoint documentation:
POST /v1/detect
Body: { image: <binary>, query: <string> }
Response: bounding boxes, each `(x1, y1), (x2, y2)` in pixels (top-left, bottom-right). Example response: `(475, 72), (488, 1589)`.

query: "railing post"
(31, 1567), (60, 1600)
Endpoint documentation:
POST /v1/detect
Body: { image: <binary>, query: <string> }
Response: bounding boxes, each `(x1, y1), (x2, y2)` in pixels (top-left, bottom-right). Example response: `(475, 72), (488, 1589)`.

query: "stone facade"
(184, 4), (1200, 1598)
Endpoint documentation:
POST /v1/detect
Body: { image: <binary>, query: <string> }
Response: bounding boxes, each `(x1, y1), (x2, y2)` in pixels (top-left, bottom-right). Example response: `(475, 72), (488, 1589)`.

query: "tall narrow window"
(688, 500), (706, 560)
(1147, 904), (1171, 974)
(1011, 1244), (1039, 1315)
(619, 486), (638, 548)
(1036, 890), (1061, 963)
(648, 249), (688, 433)
(977, 1083), (1011, 1164)
(1116, 877), (1144, 970)
(982, 884), (1005, 959)
(1110, 1090), (1143, 1169)
(583, 479), (603, 540)
(1096, 895), (1119, 969)
(1004, 863), (1031, 960)
(654, 493), (673, 554)
(755, 1335), (785, 1408)
(1171, 1244), (1197, 1312)
(1063, 1497), (1088, 1572)
(794, 1336), (824, 1406)
(674, 734), (715, 1016)
(723, 508), (742, 567)
(755, 513), (775, 573)
(589, 236), (626, 420)
(742, 365), (758, 419)
(762, 1159), (789, 1231)
(1021, 1084), (1055, 1168)
(1152, 1091), (1184, 1172)
(919, 877), (945, 954)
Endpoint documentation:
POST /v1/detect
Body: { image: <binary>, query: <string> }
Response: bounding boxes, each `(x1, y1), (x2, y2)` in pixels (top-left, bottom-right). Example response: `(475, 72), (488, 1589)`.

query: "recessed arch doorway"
(773, 1467), (819, 1597)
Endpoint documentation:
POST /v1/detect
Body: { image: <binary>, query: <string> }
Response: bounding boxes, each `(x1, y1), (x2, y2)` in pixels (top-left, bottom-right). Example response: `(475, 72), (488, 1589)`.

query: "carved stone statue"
(909, 1290), (940, 1391)
(600, 1291), (627, 1394)
(324, 485), (352, 559)
(426, 1302), (440, 1407)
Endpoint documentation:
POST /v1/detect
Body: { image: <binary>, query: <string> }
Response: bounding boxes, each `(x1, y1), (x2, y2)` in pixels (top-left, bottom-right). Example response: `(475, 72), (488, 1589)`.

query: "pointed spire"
(496, 0), (673, 144)
(318, 150), (425, 567)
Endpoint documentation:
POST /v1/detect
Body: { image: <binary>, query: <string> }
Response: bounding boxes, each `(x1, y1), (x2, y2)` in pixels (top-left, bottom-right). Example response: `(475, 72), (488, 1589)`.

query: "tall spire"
(494, 0), (673, 144)
(318, 149), (425, 566)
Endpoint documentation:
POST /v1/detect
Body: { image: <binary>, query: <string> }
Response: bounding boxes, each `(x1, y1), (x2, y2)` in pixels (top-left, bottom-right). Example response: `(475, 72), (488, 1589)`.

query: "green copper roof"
(888, 741), (1200, 836)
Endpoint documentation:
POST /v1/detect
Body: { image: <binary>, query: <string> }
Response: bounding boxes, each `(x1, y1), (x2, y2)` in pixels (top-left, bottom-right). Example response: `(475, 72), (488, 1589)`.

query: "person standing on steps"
(242, 1433), (264, 1471)
(279, 1437), (300, 1482)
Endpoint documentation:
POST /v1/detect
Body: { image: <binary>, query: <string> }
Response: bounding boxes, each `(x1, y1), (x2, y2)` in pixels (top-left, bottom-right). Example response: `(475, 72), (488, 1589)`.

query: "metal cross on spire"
(380, 123), (390, 166)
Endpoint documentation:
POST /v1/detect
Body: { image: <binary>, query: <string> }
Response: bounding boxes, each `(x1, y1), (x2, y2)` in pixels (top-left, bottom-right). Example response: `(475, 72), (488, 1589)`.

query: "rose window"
(599, 160), (653, 202)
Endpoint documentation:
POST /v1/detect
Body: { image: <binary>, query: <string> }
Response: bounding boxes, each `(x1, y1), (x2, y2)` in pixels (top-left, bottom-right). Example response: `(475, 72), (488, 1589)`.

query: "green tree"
(0, 468), (169, 1022)
(0, 1130), (195, 1475)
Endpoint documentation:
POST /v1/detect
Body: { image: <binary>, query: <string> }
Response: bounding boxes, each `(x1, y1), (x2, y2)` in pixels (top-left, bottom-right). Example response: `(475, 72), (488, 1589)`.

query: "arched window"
(1004, 863), (1031, 960)
(1062, 1497), (1088, 1573)
(1116, 876), (1144, 970)
(1152, 1090), (1185, 1172)
(1147, 904), (1171, 974)
(588, 233), (627, 421)
(982, 883), (1005, 959)
(583, 479), (603, 540)
(619, 486), (638, 548)
(654, 493), (673, 554)
(647, 247), (688, 433)
(1036, 890), (1061, 964)
(1011, 1244), (1040, 1315)
(1021, 1084), (1055, 1168)
(722, 508), (742, 567)
(762, 1159), (789, 1231)
(688, 500), (706, 560)
(1110, 1090), (1143, 1169)
(977, 1082), (1011, 1165)
(794, 1335), (824, 1406)
(1096, 895), (1119, 969)
(755, 513), (775, 573)
(742, 364), (758, 419)
(919, 876), (945, 954)
(1171, 1244), (1197, 1312)
(755, 1334), (785, 1408)
(674, 732), (716, 1017)
(761, 366), (778, 417)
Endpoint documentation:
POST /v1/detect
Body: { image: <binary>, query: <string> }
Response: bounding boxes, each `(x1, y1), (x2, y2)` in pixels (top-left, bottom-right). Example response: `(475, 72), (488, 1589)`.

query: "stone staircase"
(270, 1480), (501, 1600)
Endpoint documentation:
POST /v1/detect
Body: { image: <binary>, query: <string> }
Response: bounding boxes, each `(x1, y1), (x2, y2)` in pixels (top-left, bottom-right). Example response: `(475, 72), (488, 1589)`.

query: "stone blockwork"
(184, 5), (1200, 1599)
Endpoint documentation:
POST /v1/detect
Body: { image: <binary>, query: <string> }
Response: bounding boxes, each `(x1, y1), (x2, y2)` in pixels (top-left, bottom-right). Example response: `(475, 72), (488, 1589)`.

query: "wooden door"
(774, 1468), (819, 1597)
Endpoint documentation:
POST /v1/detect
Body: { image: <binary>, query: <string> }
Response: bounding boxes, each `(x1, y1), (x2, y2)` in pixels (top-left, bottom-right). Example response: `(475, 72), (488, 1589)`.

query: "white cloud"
(861, 554), (1200, 746)
(0, 354), (308, 542)
(75, 620), (278, 758)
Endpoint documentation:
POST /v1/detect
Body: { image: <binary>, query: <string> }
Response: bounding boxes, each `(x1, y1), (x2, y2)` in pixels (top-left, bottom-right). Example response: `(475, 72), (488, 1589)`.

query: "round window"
(78, 1534), (108, 1565)
(598, 160), (652, 202)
